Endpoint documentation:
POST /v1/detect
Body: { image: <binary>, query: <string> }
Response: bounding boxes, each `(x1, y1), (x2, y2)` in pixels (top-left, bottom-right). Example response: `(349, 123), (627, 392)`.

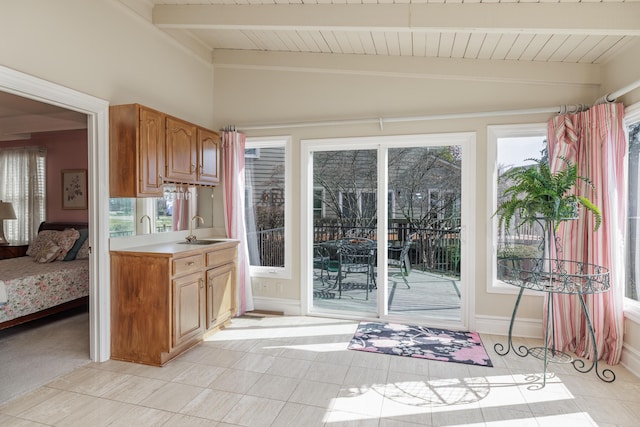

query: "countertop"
(110, 238), (239, 256)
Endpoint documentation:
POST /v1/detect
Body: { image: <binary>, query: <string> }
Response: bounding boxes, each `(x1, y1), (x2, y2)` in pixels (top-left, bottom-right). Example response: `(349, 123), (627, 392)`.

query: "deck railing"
(248, 219), (462, 277)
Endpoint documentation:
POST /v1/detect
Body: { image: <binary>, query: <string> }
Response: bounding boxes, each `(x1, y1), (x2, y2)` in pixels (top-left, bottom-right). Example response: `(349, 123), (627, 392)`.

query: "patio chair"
(313, 244), (333, 286)
(335, 238), (377, 299)
(388, 232), (417, 289)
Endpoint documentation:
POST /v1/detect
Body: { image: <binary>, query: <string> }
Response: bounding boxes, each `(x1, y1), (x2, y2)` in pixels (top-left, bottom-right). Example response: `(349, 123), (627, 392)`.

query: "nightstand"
(0, 243), (29, 260)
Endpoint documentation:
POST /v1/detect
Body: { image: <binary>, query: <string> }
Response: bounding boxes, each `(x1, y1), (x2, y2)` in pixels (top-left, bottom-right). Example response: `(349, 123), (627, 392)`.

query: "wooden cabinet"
(198, 128), (221, 185)
(0, 244), (29, 260)
(173, 271), (205, 348)
(110, 103), (221, 196)
(165, 116), (198, 183)
(110, 104), (165, 197)
(205, 245), (237, 330)
(110, 241), (238, 366)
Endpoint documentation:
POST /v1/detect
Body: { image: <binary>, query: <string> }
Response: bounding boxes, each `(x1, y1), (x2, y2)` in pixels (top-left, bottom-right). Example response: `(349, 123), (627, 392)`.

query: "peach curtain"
(222, 129), (254, 315)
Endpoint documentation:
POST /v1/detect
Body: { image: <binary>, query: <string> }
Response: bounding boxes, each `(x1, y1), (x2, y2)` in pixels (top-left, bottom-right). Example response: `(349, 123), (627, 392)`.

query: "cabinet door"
(139, 107), (165, 196)
(172, 271), (205, 348)
(206, 263), (234, 330)
(166, 116), (197, 182)
(197, 128), (220, 184)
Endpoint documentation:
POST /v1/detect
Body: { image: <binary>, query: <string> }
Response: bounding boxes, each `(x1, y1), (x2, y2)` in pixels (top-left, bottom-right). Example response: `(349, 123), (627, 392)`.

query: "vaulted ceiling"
(125, 0), (640, 65)
(3, 0), (640, 141)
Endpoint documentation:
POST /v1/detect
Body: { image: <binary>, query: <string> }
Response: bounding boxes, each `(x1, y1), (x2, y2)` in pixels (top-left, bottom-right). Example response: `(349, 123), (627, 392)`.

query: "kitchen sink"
(178, 239), (225, 245)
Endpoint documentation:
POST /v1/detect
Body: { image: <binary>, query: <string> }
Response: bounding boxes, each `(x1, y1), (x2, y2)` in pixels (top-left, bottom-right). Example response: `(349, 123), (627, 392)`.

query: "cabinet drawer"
(206, 247), (236, 268)
(173, 254), (204, 276)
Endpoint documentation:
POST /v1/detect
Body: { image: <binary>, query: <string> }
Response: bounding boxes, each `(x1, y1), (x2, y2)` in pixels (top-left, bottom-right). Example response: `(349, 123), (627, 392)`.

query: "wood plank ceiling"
(137, 0), (640, 64)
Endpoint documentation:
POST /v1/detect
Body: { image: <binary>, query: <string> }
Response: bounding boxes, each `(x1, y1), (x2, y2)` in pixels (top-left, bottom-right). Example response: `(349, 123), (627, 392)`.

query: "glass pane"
(496, 136), (547, 279)
(244, 145), (286, 268)
(109, 198), (136, 237)
(387, 146), (462, 322)
(312, 149), (378, 315)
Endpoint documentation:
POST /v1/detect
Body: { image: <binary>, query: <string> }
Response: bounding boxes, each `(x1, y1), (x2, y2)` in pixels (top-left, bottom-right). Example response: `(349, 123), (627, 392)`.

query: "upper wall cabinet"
(197, 128), (220, 185)
(110, 104), (166, 197)
(166, 116), (198, 183)
(110, 103), (220, 197)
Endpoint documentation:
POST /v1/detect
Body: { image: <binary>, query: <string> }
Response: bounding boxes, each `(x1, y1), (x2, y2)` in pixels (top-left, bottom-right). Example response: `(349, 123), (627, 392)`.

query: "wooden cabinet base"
(110, 241), (238, 366)
(111, 335), (202, 367)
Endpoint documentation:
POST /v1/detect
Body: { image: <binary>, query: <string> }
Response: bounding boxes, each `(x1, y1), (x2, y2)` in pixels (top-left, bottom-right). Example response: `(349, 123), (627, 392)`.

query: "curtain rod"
(237, 78), (640, 132)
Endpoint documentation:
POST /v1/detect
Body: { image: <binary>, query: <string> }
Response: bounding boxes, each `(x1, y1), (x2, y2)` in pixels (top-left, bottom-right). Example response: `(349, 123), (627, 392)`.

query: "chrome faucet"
(186, 215), (204, 242)
(139, 215), (152, 234)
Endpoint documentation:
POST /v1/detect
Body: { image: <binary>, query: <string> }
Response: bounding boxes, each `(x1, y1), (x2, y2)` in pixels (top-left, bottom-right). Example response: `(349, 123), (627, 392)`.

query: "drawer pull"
(186, 261), (195, 266)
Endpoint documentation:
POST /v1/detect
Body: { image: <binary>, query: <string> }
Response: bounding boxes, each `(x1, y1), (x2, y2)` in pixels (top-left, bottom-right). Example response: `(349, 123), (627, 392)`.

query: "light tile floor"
(2, 315), (640, 426)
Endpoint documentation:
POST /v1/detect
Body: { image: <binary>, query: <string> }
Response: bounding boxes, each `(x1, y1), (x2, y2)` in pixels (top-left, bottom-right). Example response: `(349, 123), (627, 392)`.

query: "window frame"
(624, 102), (640, 323)
(487, 123), (548, 296)
(244, 136), (292, 279)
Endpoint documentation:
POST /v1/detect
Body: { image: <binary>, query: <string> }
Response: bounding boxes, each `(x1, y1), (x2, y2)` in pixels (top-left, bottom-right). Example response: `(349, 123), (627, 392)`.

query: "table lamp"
(0, 200), (17, 245)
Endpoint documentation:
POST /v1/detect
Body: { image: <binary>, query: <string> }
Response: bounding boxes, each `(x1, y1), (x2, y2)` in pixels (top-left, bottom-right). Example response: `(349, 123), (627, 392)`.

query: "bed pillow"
(26, 228), (80, 261)
(64, 228), (89, 261)
(26, 230), (60, 257)
(75, 238), (89, 260)
(33, 240), (62, 263)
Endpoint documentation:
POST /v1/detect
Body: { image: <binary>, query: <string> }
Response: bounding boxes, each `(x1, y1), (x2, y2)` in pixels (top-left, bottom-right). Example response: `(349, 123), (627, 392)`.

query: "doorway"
(0, 65), (110, 362)
(302, 133), (476, 330)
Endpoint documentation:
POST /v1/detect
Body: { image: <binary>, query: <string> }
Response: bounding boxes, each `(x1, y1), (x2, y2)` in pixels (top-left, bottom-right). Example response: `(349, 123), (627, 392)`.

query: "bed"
(0, 221), (90, 330)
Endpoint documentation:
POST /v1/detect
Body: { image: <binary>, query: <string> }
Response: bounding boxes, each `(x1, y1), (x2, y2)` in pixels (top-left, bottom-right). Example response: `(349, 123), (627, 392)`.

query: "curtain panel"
(546, 103), (626, 364)
(0, 146), (46, 243)
(221, 129), (254, 315)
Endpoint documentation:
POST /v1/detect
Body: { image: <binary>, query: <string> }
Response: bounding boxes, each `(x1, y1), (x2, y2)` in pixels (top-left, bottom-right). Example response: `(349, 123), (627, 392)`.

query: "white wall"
(211, 48), (635, 323)
(0, 0), (214, 128)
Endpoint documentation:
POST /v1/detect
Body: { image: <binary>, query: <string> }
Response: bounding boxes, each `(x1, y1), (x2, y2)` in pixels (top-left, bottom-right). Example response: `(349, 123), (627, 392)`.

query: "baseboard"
(621, 343), (640, 378)
(475, 314), (543, 339)
(251, 296), (301, 316)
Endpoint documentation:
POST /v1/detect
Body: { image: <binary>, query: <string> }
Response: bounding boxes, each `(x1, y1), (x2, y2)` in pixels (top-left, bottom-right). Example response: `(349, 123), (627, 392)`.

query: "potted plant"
(495, 157), (602, 235)
(495, 157), (603, 286)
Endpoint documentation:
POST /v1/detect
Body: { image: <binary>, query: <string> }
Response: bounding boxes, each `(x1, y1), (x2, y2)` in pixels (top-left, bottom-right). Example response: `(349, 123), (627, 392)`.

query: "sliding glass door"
(303, 133), (474, 328)
(386, 146), (462, 323)
(311, 148), (378, 316)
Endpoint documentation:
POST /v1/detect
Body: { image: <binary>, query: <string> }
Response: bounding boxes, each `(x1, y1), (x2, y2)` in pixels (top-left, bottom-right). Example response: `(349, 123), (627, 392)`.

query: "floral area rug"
(348, 321), (493, 367)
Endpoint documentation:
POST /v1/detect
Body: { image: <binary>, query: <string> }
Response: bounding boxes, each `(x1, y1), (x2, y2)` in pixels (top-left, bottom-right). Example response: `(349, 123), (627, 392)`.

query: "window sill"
(624, 298), (640, 324)
(488, 280), (545, 297)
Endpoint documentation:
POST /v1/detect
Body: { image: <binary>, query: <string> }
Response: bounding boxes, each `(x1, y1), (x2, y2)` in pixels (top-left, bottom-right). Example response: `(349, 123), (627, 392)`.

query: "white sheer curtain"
(0, 146), (47, 243)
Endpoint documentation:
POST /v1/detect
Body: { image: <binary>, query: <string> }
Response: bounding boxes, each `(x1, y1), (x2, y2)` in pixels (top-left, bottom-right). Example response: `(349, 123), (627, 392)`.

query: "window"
(626, 106), (640, 302)
(313, 188), (324, 218)
(487, 124), (547, 293)
(0, 146), (46, 243)
(244, 137), (291, 277)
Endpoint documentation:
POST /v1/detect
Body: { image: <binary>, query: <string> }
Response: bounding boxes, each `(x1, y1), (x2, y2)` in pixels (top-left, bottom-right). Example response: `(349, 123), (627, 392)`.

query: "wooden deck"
(312, 266), (461, 322)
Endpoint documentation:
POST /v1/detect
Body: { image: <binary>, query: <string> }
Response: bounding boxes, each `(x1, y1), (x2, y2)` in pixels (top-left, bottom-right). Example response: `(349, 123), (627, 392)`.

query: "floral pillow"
(26, 228), (80, 261)
(33, 240), (62, 263)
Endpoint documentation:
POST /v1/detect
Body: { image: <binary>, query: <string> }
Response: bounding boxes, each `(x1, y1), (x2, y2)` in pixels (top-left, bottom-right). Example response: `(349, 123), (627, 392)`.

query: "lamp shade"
(0, 200), (16, 220)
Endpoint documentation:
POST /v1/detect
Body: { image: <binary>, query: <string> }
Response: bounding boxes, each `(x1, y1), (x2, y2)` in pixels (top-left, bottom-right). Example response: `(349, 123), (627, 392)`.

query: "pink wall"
(0, 129), (89, 223)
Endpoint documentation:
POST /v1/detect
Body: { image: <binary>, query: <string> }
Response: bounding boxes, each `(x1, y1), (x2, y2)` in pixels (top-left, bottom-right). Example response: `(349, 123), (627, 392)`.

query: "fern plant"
(495, 157), (602, 233)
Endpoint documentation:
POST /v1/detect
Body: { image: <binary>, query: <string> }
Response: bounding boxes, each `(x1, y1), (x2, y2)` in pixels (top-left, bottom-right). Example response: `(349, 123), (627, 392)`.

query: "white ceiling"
(2, 0), (639, 140)
(135, 0), (640, 65)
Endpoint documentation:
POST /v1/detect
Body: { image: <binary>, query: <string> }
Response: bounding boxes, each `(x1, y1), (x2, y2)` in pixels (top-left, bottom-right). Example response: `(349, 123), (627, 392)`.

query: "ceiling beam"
(153, 3), (640, 36)
(212, 49), (601, 88)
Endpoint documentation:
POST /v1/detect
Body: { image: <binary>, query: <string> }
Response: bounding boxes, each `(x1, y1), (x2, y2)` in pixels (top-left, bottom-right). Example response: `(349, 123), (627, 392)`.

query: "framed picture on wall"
(62, 169), (87, 210)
